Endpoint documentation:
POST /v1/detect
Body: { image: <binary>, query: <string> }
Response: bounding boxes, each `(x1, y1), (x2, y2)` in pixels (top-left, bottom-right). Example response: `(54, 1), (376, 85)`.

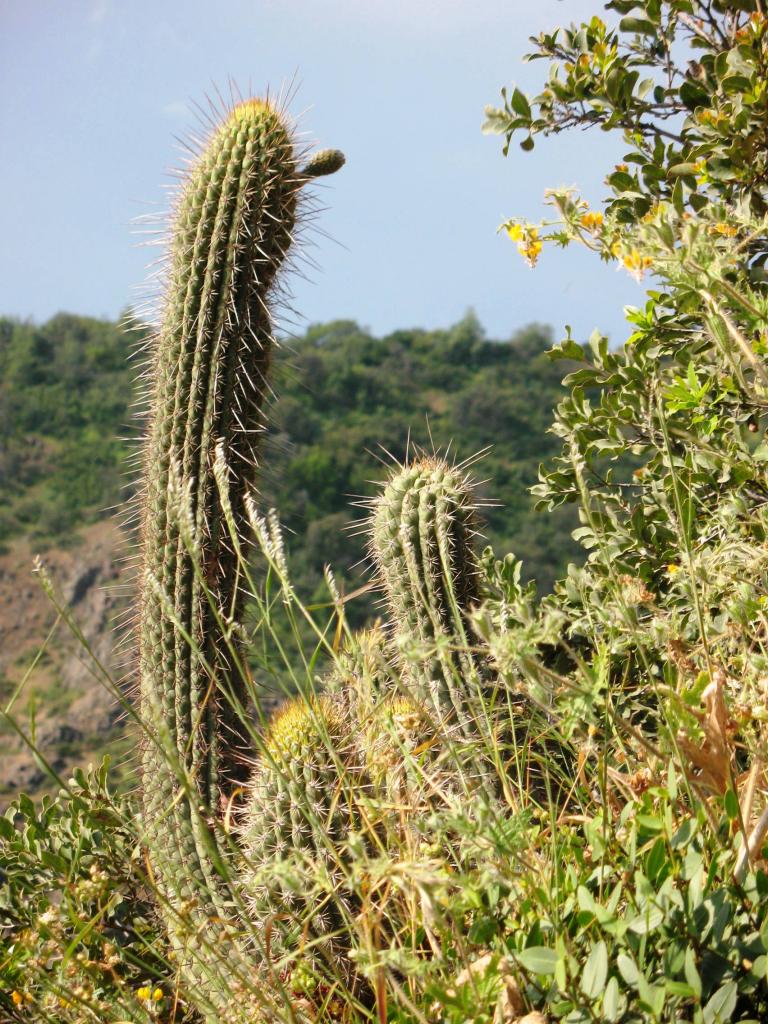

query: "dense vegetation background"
(0, 310), (580, 797)
(0, 310), (580, 600)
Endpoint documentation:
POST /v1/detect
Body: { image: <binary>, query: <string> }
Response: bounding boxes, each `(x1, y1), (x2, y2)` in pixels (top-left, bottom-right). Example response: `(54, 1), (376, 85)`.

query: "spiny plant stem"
(370, 456), (485, 727)
(138, 96), (343, 1010)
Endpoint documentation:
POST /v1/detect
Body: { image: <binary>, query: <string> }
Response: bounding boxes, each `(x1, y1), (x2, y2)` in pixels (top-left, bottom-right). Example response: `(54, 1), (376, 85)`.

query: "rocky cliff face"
(0, 519), (133, 800)
(0, 517), (286, 804)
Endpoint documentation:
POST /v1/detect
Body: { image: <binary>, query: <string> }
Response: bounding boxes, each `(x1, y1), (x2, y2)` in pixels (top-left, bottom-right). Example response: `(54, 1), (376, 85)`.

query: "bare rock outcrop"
(0, 519), (135, 801)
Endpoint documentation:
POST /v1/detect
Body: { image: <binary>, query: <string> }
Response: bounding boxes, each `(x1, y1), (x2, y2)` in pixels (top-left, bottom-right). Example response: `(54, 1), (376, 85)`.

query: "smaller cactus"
(238, 456), (490, 991)
(239, 683), (436, 998)
(369, 455), (487, 729)
(240, 692), (369, 981)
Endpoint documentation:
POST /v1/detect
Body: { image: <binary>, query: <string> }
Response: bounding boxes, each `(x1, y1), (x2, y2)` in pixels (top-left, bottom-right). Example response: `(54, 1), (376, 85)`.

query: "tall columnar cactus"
(137, 96), (343, 1009)
(137, 96), (495, 1020)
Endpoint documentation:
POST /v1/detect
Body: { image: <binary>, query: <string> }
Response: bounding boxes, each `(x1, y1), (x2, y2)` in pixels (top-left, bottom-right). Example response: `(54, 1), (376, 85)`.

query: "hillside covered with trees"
(0, 310), (580, 602)
(0, 310), (580, 797)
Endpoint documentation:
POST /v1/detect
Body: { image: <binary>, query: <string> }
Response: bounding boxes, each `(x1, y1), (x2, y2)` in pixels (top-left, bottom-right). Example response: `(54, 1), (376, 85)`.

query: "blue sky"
(1, 0), (645, 344)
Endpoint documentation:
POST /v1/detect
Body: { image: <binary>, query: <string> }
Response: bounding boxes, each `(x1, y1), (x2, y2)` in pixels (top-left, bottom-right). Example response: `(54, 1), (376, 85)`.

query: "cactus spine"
(137, 96), (343, 1009)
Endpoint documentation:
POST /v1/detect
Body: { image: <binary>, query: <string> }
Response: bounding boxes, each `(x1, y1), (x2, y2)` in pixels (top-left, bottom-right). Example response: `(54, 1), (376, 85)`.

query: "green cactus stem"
(238, 627), (402, 989)
(137, 96), (343, 1007)
(370, 457), (563, 799)
(369, 456), (486, 728)
(239, 673), (429, 996)
(240, 693), (367, 981)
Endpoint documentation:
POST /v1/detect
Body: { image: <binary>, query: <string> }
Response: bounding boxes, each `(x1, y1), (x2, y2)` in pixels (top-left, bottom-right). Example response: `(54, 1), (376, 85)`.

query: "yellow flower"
(580, 210), (604, 232)
(698, 108), (727, 126)
(137, 986), (151, 1001)
(519, 227), (542, 267)
(667, 564), (680, 575)
(693, 158), (709, 185)
(152, 988), (164, 1002)
(641, 204), (659, 224)
(522, 239), (542, 265)
(621, 248), (654, 281)
(11, 991), (23, 1007)
(709, 222), (738, 237)
(505, 222), (543, 267)
(615, 163), (628, 172)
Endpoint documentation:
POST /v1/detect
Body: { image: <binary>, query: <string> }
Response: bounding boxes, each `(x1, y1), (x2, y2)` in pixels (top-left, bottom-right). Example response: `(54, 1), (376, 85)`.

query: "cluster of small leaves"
(0, 760), (193, 1022)
(484, 2), (768, 220)
(361, 771), (768, 1023)
(482, 1), (768, 736)
(492, 786), (768, 1024)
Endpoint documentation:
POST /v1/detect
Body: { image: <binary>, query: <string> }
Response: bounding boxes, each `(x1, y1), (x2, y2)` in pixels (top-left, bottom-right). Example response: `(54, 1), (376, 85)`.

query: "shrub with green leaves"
(481, 0), (768, 748)
(0, 761), (192, 1022)
(473, 1), (768, 1019)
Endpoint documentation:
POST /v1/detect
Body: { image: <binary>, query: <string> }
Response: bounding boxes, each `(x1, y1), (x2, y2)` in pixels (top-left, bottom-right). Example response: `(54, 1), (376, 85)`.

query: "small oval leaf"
(516, 946), (558, 975)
